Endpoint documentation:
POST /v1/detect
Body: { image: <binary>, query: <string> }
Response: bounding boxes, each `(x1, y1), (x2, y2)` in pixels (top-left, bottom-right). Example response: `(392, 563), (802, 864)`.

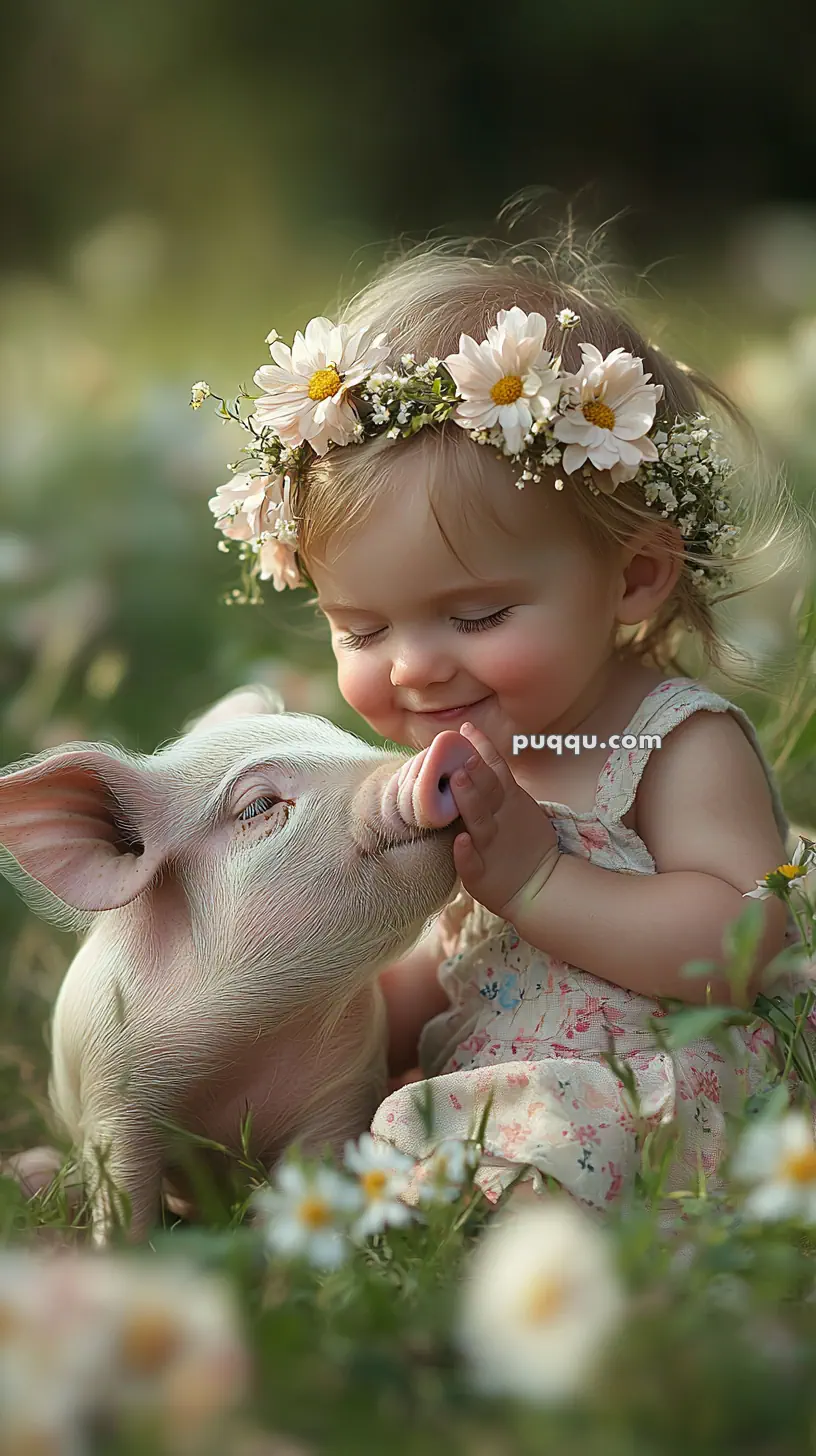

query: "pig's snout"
(384, 733), (474, 831)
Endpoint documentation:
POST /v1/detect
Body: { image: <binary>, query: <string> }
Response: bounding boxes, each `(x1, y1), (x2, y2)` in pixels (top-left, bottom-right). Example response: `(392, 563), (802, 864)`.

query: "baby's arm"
(378, 920), (451, 1080)
(503, 710), (789, 1006)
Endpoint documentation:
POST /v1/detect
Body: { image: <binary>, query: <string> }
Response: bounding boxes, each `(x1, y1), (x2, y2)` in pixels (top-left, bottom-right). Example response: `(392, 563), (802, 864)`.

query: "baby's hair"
(295, 228), (810, 688)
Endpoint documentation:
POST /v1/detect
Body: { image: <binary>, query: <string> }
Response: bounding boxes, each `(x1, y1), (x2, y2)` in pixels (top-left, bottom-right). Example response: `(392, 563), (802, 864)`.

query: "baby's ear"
(0, 748), (167, 913)
(182, 684), (285, 736)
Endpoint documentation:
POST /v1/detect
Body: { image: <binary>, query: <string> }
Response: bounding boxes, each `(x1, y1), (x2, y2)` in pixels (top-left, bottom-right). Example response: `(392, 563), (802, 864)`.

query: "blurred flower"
(0, 1250), (248, 1452)
(457, 1200), (626, 1403)
(744, 836), (816, 900)
(553, 344), (663, 487)
(253, 1161), (360, 1269)
(444, 305), (562, 456)
(343, 1133), (416, 1237)
(252, 318), (390, 456)
(190, 381), (211, 409)
(732, 1110), (816, 1222)
(416, 1139), (480, 1205)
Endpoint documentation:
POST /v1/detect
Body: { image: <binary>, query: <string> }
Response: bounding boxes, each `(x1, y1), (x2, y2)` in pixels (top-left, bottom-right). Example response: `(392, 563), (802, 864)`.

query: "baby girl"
(203, 237), (809, 1214)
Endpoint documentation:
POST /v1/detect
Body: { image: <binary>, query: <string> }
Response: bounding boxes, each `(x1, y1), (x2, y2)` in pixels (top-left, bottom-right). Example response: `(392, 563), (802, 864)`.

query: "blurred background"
(2, 0), (815, 1147)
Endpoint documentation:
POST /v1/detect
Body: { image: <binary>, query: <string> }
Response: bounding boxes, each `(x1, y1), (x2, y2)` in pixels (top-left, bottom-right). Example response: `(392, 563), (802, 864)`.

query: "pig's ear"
(0, 748), (166, 916)
(182, 683), (285, 736)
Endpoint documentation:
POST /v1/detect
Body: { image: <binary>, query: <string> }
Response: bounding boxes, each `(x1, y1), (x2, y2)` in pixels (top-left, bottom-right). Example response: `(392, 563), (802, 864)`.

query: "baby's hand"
(449, 722), (559, 922)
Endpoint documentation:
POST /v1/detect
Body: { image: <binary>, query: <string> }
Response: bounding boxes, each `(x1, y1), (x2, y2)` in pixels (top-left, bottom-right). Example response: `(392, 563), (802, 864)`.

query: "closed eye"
(337, 607), (515, 650)
(238, 795), (281, 821)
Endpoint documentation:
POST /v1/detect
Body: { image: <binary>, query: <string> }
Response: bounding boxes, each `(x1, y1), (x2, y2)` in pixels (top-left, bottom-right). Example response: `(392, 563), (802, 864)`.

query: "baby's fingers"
(459, 722), (517, 792)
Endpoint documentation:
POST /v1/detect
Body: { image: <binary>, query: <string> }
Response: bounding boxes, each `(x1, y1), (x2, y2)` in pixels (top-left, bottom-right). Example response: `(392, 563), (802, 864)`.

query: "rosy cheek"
(336, 657), (383, 721)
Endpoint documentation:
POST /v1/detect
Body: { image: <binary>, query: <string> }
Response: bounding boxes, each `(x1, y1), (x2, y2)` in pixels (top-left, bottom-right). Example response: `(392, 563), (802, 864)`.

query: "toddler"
(202, 238), (811, 1214)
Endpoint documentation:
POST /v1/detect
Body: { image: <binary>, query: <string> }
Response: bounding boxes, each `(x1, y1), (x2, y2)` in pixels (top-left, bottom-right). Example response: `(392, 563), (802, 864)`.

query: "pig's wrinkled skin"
(0, 686), (472, 1245)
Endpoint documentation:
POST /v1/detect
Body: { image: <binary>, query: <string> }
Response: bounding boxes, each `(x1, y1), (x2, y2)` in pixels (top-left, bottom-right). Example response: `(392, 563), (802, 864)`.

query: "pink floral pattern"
(370, 677), (813, 1213)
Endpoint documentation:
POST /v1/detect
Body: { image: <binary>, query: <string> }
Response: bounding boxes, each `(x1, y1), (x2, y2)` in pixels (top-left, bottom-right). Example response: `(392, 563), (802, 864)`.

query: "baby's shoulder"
(636, 703), (785, 871)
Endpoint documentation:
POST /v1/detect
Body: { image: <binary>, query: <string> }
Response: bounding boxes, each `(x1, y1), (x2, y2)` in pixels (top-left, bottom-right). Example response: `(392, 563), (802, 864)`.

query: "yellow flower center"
(119, 1308), (184, 1374)
(521, 1273), (566, 1325)
(781, 1147), (816, 1183)
(299, 1195), (332, 1228)
(361, 1169), (388, 1199)
(308, 365), (342, 402)
(490, 374), (524, 406)
(778, 863), (807, 880)
(582, 399), (616, 431)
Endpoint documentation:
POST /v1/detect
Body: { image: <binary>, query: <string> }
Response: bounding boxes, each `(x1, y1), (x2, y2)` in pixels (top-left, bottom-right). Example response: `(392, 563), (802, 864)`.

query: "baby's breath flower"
(457, 1201), (625, 1403)
(189, 381), (211, 409)
(557, 307), (581, 330)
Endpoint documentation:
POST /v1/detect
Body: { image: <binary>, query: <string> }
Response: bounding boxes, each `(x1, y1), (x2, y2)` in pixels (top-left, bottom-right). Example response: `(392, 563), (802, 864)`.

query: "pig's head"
(0, 686), (471, 1013)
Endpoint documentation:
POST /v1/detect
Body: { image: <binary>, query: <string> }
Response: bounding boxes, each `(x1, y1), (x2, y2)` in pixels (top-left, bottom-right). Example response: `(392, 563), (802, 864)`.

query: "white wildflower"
(457, 1201), (626, 1403)
(189, 381), (211, 409)
(744, 837), (816, 900)
(344, 1133), (416, 1238)
(731, 1110), (816, 1222)
(416, 1140), (480, 1205)
(253, 1161), (360, 1268)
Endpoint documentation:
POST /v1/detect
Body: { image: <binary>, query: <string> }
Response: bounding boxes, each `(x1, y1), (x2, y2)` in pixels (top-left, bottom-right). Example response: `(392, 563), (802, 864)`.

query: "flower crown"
(191, 305), (740, 602)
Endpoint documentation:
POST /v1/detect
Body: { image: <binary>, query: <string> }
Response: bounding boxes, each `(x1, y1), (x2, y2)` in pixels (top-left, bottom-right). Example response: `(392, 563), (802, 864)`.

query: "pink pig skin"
(0, 687), (469, 1245)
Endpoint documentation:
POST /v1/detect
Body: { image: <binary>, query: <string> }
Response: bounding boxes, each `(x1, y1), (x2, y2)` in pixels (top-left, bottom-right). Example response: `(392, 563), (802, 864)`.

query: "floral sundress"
(370, 677), (808, 1212)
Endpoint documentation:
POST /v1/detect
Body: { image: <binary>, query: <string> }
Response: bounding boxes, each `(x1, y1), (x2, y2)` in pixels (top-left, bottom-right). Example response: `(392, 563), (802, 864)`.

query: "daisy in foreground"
(253, 1162), (362, 1269)
(457, 1199), (626, 1404)
(0, 1252), (248, 1452)
(416, 1138), (481, 1205)
(731, 1109), (816, 1223)
(344, 1133), (416, 1238)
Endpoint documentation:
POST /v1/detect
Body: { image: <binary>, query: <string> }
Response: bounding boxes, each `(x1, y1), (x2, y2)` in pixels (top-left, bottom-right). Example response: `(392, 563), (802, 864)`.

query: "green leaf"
(656, 1005), (755, 1050)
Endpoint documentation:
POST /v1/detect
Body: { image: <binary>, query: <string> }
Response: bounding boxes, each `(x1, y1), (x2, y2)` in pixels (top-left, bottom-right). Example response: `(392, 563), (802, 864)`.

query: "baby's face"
(311, 454), (626, 760)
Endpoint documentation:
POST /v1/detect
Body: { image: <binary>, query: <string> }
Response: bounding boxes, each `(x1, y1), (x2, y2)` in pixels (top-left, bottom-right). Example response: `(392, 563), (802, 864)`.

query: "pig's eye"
(238, 795), (281, 822)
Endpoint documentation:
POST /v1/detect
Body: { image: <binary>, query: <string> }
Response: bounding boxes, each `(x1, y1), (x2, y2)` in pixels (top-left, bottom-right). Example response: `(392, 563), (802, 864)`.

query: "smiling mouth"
(414, 697), (489, 716)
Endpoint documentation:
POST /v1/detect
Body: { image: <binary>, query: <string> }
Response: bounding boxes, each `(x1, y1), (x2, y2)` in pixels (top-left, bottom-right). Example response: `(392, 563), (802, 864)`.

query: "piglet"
(0, 687), (471, 1244)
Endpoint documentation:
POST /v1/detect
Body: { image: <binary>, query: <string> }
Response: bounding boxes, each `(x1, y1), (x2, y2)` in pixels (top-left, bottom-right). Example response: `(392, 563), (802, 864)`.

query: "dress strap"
(594, 678), (793, 853)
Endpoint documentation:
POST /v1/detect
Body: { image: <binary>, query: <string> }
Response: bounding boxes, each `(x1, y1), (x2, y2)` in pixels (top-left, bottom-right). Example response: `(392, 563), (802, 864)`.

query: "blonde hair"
(294, 231), (810, 687)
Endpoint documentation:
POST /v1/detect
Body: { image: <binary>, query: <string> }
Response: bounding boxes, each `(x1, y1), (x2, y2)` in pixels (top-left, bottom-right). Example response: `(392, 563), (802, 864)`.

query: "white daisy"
(443, 306), (563, 457)
(457, 1200), (625, 1404)
(343, 1133), (416, 1238)
(743, 836), (816, 899)
(552, 343), (664, 487)
(416, 1139), (480, 1205)
(731, 1110), (816, 1222)
(253, 1161), (360, 1269)
(252, 316), (390, 456)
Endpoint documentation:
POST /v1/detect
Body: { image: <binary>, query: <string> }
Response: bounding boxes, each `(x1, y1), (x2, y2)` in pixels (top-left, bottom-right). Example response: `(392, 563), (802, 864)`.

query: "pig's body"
(0, 687), (473, 1243)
